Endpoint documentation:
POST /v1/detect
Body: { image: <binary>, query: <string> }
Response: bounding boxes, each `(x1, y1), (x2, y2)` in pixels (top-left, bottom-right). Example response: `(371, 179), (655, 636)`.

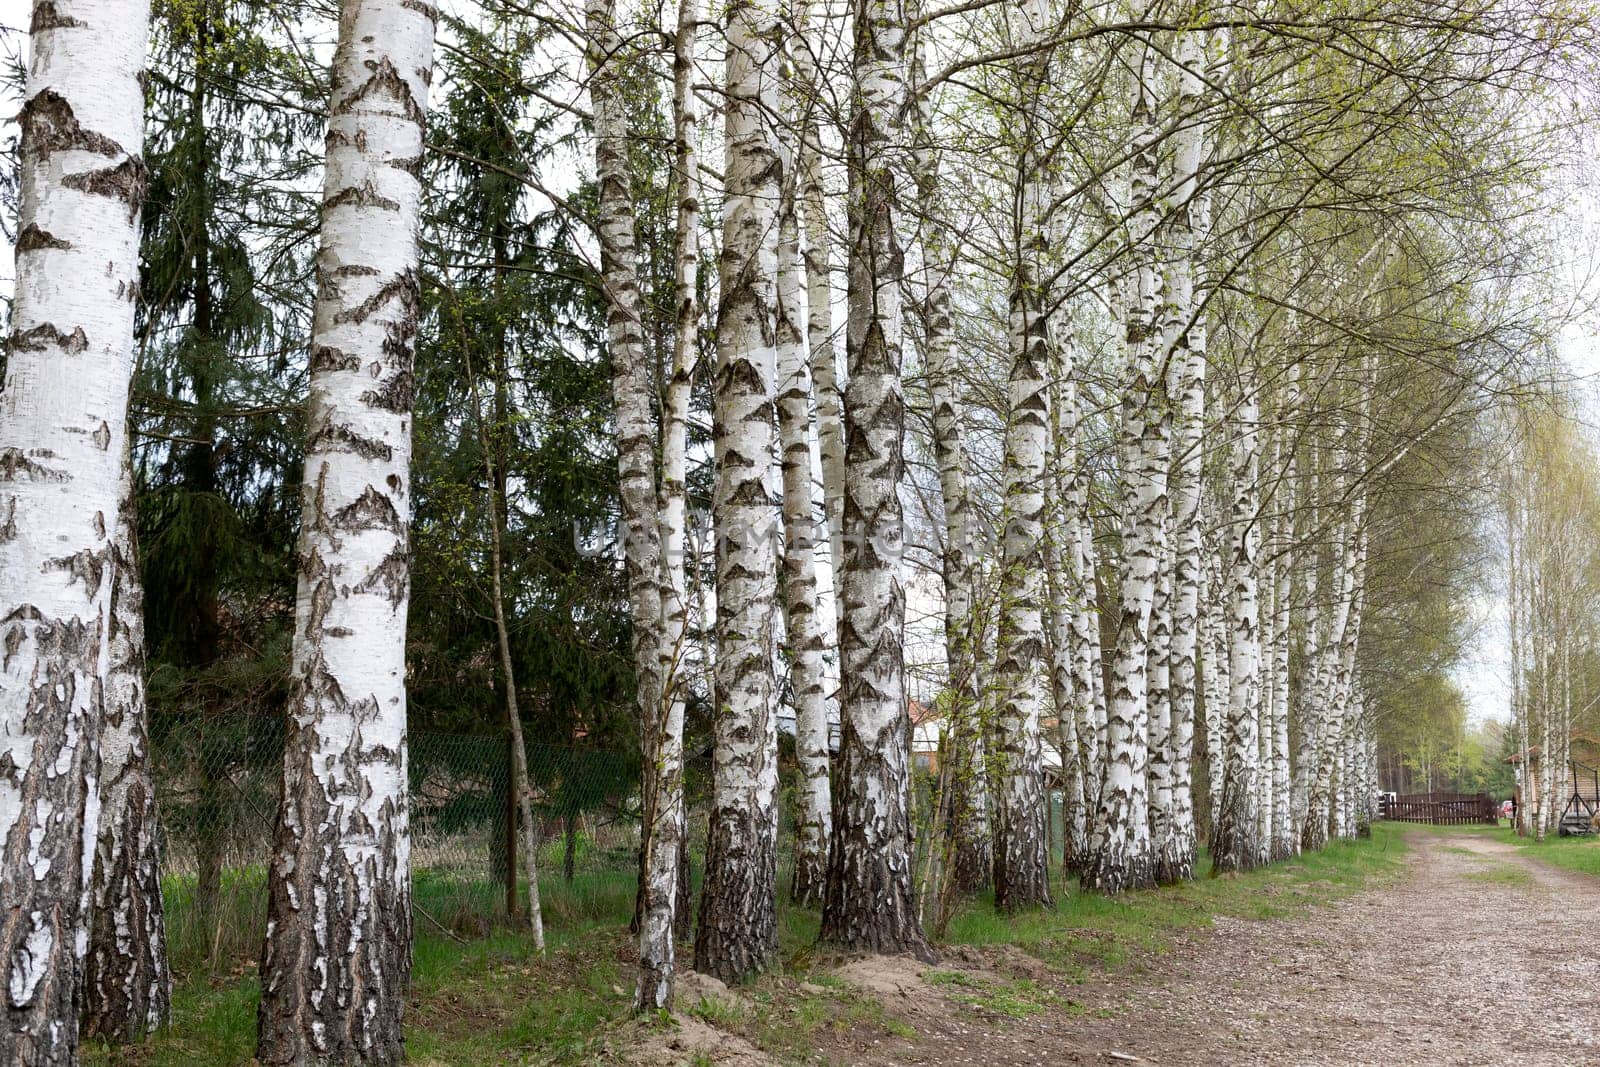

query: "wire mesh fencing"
(150, 714), (642, 975)
(150, 712), (1070, 978)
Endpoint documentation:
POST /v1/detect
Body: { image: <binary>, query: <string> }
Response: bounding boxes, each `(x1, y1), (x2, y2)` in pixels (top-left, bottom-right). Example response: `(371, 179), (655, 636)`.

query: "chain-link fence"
(152, 714), (641, 974)
(152, 713), (1073, 977)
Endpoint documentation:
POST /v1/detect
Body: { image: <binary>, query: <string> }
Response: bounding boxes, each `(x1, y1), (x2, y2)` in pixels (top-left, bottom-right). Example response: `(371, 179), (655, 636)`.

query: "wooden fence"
(1380, 791), (1498, 825)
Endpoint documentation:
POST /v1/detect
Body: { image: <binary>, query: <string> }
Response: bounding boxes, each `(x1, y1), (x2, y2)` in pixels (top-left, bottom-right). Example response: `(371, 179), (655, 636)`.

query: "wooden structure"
(1558, 759), (1599, 835)
(1504, 731), (1600, 836)
(1380, 791), (1497, 825)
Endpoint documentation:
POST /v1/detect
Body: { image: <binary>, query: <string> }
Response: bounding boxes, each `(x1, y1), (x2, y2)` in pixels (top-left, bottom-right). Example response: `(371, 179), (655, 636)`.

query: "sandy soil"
(863, 830), (1600, 1066)
(635, 829), (1600, 1066)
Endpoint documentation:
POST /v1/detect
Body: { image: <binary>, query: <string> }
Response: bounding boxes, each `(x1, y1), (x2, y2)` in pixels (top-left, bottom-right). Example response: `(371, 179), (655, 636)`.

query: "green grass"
(1465, 864), (1532, 885)
(678, 973), (914, 1062)
(939, 823), (1410, 982)
(85, 828), (1410, 1065)
(1478, 824), (1600, 877)
(84, 870), (640, 1067)
(924, 969), (1066, 1019)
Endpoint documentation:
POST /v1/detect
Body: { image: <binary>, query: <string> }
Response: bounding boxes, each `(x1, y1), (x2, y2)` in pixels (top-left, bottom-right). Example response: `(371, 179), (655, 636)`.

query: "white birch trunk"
(1086, 39), (1165, 893)
(1292, 506), (1324, 834)
(1200, 537), (1228, 825)
(1145, 544), (1175, 879)
(818, 0), (930, 955)
(1255, 516), (1275, 865)
(775, 162), (833, 909)
(1048, 371), (1087, 876)
(1303, 495), (1363, 852)
(1162, 301), (1205, 879)
(910, 32), (989, 893)
(992, 137), (1054, 910)
(0, 4), (149, 1059)
(256, 2), (434, 1060)
(635, 0), (702, 1010)
(1070, 473), (1107, 837)
(695, 0), (783, 981)
(83, 444), (170, 1044)
(1211, 382), (1263, 872)
(794, 0), (847, 588)
(1267, 367), (1297, 858)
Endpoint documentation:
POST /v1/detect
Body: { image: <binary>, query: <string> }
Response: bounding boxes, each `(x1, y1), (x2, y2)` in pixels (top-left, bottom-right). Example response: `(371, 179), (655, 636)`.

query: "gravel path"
(838, 829), (1600, 1066)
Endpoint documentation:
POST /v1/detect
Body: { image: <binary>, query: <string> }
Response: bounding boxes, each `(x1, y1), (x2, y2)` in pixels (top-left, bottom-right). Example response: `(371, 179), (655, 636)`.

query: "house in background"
(909, 700), (1066, 783)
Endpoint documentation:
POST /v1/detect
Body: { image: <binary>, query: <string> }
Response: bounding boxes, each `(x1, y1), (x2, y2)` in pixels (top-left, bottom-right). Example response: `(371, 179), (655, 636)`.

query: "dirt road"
(847, 830), (1600, 1066)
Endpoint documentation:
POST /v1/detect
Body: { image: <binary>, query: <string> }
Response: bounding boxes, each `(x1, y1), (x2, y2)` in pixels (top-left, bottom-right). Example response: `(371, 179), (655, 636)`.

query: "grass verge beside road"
(87, 824), (1411, 1066)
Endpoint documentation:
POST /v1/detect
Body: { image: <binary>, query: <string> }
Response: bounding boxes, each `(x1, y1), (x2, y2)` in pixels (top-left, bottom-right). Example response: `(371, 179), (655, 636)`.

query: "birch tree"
(83, 453), (170, 1043)
(0, 1), (150, 1060)
(696, 0), (783, 982)
(255, 1), (434, 1060)
(795, 0), (847, 584)
(1085, 31), (1166, 894)
(1211, 374), (1264, 873)
(633, 0), (702, 1007)
(819, 0), (931, 956)
(910, 23), (991, 895)
(990, 0), (1056, 910)
(775, 139), (833, 910)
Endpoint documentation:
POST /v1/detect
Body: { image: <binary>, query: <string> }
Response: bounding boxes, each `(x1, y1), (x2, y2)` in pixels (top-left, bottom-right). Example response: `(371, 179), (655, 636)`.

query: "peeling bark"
(909, 29), (989, 895)
(775, 149), (832, 910)
(255, 2), (434, 1061)
(82, 444), (170, 1044)
(818, 0), (932, 959)
(1212, 380), (1263, 874)
(695, 0), (782, 983)
(0, 2), (150, 1061)
(635, 0), (701, 1011)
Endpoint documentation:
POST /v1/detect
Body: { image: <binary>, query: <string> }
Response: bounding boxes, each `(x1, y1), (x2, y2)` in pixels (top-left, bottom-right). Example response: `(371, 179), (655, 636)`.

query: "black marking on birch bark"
(31, 1), (84, 31)
(333, 272), (415, 327)
(307, 421), (393, 462)
(45, 546), (108, 598)
(20, 89), (119, 156)
(325, 181), (401, 212)
(0, 498), (15, 542)
(11, 322), (88, 354)
(305, 575), (335, 638)
(360, 371), (414, 413)
(62, 156), (148, 218)
(0, 612), (97, 1056)
(16, 224), (70, 252)
(257, 689), (411, 1065)
(331, 485), (402, 533)
(339, 57), (426, 125)
(83, 765), (171, 1043)
(93, 421), (112, 451)
(0, 449), (68, 482)
(400, 0), (440, 24)
(387, 153), (424, 178)
(353, 545), (409, 605)
(309, 344), (362, 373)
